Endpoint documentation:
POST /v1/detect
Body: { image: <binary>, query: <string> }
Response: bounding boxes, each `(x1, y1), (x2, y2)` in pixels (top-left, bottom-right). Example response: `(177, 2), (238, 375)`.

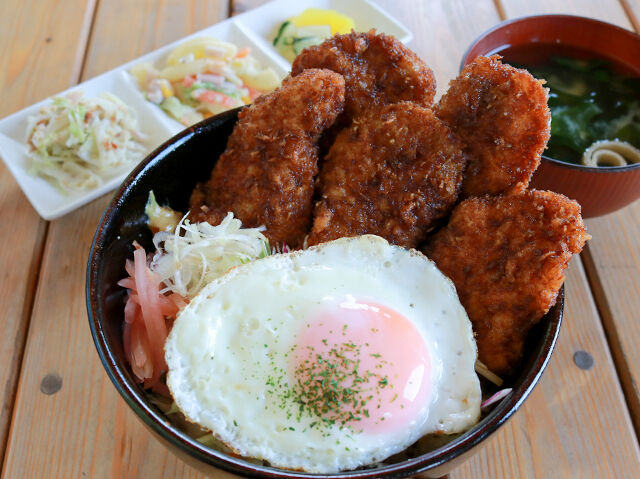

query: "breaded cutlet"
(309, 102), (466, 249)
(424, 184), (589, 376)
(436, 55), (551, 198)
(292, 30), (436, 129)
(189, 69), (345, 248)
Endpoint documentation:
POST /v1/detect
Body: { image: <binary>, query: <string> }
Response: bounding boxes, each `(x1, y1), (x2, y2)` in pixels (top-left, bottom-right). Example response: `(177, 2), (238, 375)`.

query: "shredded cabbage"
(26, 91), (148, 193)
(150, 212), (270, 298)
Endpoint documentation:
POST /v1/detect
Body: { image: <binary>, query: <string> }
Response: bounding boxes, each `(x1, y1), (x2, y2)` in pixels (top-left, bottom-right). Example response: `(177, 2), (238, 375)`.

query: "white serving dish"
(236, 0), (412, 70)
(0, 0), (410, 220)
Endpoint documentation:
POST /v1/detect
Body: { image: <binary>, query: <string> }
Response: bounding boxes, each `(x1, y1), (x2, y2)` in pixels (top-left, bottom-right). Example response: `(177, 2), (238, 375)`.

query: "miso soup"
(495, 43), (640, 167)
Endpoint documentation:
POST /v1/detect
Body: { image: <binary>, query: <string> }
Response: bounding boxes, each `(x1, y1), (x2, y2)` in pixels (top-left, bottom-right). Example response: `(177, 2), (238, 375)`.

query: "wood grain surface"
(0, 0), (97, 462)
(549, 0), (640, 438)
(1, 1), (228, 478)
(499, 0), (631, 25)
(406, 0), (640, 476)
(451, 261), (640, 477)
(2, 0), (640, 478)
(583, 203), (640, 431)
(623, 0), (640, 31)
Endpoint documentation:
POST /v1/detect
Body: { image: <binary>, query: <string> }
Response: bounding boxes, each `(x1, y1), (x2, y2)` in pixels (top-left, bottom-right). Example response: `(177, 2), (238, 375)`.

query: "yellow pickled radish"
(290, 8), (355, 35)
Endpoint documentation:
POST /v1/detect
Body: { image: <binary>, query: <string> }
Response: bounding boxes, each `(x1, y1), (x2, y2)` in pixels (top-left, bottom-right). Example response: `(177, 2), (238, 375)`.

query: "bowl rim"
(540, 154), (640, 173)
(461, 13), (640, 72)
(86, 112), (564, 478)
(460, 13), (640, 174)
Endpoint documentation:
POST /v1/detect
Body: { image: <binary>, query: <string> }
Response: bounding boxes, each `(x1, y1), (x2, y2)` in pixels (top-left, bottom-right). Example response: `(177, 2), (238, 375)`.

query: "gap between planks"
(0, 220), (47, 469)
(575, 1), (640, 441)
(494, 0), (640, 443)
(619, 0), (640, 31)
(581, 244), (640, 437)
(492, 0), (507, 21)
(0, 0), (100, 470)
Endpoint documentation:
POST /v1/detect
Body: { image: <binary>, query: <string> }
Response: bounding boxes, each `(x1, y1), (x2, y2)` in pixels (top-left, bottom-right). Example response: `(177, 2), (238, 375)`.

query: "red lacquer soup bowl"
(462, 15), (640, 218)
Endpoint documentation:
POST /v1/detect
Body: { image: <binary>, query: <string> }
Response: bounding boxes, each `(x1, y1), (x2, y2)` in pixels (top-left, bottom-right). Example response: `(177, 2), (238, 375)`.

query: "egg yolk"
(292, 298), (432, 434)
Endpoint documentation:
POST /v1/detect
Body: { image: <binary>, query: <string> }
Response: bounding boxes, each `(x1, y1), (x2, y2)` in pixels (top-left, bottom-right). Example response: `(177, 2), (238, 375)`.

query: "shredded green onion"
(150, 211), (270, 298)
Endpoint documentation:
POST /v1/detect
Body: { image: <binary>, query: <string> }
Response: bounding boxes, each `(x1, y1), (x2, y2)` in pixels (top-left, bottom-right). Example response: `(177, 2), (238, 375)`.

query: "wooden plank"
(451, 0), (640, 475)
(1, 1), (228, 478)
(451, 260), (640, 477)
(5, 1), (639, 479)
(621, 0), (640, 31)
(0, 0), (97, 464)
(500, 0), (631, 28)
(82, 0), (231, 75)
(575, 0), (640, 435)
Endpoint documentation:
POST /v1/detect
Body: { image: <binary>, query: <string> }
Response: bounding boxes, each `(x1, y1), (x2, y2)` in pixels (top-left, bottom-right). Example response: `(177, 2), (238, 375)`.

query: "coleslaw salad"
(26, 91), (147, 194)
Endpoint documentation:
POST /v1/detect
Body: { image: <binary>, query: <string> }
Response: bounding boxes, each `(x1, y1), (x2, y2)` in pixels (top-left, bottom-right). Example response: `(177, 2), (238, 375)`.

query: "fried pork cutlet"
(436, 55), (550, 198)
(308, 102), (466, 248)
(291, 30), (436, 126)
(189, 69), (345, 248)
(424, 184), (589, 376)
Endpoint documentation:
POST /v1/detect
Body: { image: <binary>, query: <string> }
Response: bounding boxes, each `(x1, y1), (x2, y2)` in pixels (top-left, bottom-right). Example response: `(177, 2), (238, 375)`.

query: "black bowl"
(87, 109), (563, 478)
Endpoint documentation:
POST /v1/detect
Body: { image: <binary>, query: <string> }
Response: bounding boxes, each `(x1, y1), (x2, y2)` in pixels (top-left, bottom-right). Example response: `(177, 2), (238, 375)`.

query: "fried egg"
(165, 235), (481, 473)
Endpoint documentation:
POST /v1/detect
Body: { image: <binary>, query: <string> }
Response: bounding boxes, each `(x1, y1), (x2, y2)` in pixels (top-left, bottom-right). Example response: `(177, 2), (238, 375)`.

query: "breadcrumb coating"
(436, 55), (551, 198)
(424, 184), (589, 375)
(292, 30), (436, 126)
(309, 102), (466, 248)
(189, 69), (345, 248)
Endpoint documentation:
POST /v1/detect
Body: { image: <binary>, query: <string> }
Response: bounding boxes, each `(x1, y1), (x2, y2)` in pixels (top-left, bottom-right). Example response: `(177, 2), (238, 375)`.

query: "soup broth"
(494, 43), (640, 166)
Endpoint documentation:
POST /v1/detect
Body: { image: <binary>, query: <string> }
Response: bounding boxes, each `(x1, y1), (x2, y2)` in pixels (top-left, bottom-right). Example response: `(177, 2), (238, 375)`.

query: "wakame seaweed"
(514, 56), (640, 165)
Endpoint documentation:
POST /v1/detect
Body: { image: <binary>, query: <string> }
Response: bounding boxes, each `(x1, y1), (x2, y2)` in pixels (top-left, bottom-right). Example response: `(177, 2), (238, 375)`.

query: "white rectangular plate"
(0, 0), (411, 220)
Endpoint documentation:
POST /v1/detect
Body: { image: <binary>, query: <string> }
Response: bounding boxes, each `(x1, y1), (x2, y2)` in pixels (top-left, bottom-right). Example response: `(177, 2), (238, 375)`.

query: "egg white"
(165, 235), (481, 473)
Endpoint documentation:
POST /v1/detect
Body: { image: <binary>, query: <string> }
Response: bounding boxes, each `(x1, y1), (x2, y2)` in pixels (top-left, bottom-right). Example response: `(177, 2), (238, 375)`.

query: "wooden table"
(1, 0), (639, 477)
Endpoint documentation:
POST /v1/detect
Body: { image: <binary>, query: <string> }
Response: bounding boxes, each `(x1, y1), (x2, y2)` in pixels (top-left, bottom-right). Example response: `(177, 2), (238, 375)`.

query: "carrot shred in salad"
(27, 91), (147, 193)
